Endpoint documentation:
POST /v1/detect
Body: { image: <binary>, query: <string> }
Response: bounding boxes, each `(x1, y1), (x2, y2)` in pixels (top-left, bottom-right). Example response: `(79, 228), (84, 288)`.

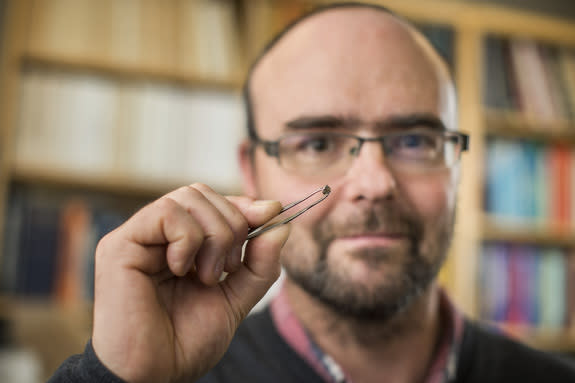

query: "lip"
(334, 233), (408, 247)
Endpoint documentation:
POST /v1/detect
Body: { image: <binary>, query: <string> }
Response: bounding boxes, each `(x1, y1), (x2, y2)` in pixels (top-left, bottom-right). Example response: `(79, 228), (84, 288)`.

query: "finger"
(221, 223), (290, 318)
(162, 185), (236, 285)
(226, 196), (283, 228)
(110, 198), (204, 277)
(225, 196), (283, 274)
(191, 184), (249, 272)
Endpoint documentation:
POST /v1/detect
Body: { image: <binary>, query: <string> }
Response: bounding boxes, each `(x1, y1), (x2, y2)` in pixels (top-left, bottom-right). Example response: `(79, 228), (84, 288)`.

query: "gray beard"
(284, 204), (453, 323)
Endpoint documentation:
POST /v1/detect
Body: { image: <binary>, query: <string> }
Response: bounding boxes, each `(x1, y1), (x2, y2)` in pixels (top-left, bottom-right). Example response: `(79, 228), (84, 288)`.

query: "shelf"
(11, 164), (242, 199)
(5, 298), (93, 380)
(525, 331), (575, 353)
(21, 53), (244, 91)
(482, 215), (575, 247)
(484, 110), (575, 145)
(483, 320), (575, 352)
(11, 165), (173, 199)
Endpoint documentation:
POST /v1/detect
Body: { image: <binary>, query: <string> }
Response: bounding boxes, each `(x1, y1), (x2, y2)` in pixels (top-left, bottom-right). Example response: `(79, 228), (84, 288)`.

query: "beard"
(283, 202), (454, 323)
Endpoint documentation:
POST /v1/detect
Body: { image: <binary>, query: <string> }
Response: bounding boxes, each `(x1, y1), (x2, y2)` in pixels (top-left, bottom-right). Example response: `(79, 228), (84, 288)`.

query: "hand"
(91, 183), (289, 383)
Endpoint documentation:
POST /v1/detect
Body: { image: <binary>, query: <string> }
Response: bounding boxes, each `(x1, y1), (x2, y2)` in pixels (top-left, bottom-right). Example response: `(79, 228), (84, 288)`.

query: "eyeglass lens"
(276, 131), (463, 177)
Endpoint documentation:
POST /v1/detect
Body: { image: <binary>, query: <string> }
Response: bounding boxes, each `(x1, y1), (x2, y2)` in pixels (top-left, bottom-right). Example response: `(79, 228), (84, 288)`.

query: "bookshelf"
(1, 0), (575, 378)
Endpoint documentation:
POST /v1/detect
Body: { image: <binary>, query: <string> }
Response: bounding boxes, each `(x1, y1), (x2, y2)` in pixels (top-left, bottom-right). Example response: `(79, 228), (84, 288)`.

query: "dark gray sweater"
(48, 307), (575, 382)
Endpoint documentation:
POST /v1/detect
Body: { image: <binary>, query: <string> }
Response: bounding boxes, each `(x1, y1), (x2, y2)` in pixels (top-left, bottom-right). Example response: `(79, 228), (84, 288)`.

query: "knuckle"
(218, 225), (235, 250)
(94, 229), (127, 266)
(156, 196), (180, 212)
(229, 209), (249, 238)
(190, 182), (213, 193)
(188, 223), (205, 244)
(94, 232), (111, 260)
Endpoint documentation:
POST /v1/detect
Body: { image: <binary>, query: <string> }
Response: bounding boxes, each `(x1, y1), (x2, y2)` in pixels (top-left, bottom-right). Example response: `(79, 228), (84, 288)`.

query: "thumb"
(221, 221), (290, 318)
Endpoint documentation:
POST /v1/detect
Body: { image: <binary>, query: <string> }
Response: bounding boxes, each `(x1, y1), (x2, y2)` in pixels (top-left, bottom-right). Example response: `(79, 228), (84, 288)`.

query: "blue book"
(16, 198), (61, 296)
(82, 209), (126, 300)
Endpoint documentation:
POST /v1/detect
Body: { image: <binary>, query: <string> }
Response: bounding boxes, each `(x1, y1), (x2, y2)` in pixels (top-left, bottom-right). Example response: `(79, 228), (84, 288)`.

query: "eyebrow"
(375, 114), (446, 131)
(285, 115), (361, 130)
(284, 113), (446, 132)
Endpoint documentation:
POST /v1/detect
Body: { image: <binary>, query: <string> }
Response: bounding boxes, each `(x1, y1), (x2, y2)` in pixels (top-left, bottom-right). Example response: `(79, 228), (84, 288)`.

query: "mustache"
(315, 204), (421, 240)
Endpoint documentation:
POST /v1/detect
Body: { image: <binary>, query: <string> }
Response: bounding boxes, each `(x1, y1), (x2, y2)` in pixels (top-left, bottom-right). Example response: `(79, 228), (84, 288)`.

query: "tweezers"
(247, 185), (331, 240)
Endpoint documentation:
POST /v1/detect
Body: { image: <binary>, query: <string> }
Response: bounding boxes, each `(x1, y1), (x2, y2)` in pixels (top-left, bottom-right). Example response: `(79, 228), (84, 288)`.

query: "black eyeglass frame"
(251, 130), (470, 161)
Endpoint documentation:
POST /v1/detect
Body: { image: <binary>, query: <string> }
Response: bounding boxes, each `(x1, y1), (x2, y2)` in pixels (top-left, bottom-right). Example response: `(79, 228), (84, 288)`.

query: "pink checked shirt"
(270, 286), (464, 383)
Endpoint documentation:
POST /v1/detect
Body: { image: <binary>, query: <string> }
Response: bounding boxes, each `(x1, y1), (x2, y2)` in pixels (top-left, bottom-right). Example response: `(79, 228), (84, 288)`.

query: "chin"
(285, 249), (439, 322)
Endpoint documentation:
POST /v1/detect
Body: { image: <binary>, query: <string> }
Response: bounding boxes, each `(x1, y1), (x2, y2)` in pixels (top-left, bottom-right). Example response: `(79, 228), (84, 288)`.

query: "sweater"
(48, 307), (575, 383)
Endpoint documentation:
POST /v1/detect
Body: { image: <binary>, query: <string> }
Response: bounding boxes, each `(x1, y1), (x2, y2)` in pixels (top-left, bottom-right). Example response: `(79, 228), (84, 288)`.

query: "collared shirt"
(270, 286), (464, 383)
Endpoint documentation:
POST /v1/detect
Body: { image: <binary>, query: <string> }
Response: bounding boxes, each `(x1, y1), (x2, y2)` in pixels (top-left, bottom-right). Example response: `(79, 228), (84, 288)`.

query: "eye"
(397, 133), (435, 149)
(295, 134), (334, 153)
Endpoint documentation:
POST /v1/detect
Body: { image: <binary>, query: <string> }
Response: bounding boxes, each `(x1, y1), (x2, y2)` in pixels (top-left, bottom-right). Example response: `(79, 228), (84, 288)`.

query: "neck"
(284, 279), (442, 383)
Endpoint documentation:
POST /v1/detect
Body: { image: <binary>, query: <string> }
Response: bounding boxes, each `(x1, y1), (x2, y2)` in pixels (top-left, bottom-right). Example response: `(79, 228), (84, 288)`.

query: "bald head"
(244, 4), (457, 142)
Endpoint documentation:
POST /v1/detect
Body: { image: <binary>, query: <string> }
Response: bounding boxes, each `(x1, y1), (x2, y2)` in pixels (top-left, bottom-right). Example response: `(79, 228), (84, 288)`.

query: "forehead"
(251, 8), (450, 137)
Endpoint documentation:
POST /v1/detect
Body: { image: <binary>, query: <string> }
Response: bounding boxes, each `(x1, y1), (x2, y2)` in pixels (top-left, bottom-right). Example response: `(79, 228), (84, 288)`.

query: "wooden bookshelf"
(1, 0), (575, 373)
(483, 320), (575, 352)
(7, 298), (93, 381)
(485, 110), (575, 144)
(524, 330), (575, 353)
(21, 53), (244, 91)
(483, 215), (575, 247)
(10, 164), (242, 199)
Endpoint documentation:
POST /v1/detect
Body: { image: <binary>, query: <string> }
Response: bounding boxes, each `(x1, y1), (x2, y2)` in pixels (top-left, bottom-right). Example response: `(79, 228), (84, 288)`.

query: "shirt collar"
(270, 284), (464, 383)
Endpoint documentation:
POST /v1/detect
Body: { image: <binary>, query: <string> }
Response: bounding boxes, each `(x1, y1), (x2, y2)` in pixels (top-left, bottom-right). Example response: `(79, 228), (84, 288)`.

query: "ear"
(239, 139), (258, 198)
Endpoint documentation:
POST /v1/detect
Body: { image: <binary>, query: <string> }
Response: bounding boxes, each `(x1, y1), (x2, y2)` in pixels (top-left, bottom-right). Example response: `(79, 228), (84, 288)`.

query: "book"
(183, 89), (244, 191)
(27, 0), (97, 59)
(54, 199), (92, 306)
(139, 0), (177, 72)
(419, 24), (454, 70)
(3, 186), (134, 302)
(549, 145), (572, 232)
(14, 192), (61, 296)
(537, 248), (567, 330)
(508, 39), (557, 122)
(539, 45), (572, 122)
(479, 243), (509, 322)
(533, 144), (551, 229)
(484, 37), (511, 110)
(557, 48), (575, 119)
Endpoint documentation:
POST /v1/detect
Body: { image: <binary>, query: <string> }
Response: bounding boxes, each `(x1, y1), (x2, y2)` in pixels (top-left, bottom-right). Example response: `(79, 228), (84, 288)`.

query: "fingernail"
(214, 257), (225, 280)
(253, 200), (276, 205)
(249, 200), (280, 214)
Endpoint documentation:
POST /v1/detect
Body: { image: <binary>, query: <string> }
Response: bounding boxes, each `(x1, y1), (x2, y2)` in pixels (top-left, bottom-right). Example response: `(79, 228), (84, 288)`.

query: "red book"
(54, 199), (92, 306)
(549, 145), (571, 232)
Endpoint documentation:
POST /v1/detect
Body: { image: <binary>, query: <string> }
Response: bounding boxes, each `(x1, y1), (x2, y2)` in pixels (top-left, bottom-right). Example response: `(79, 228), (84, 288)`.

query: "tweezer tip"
(322, 185), (331, 195)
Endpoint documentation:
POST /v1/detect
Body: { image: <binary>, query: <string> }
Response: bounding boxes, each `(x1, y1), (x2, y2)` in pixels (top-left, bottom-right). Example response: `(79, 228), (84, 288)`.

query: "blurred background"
(0, 0), (574, 381)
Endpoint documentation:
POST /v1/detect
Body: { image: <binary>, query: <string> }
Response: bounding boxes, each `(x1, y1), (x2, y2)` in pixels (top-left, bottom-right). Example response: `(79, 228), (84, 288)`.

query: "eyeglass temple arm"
(246, 185), (331, 240)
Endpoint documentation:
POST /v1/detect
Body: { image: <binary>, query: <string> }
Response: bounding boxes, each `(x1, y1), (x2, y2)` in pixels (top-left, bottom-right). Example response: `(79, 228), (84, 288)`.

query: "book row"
(26, 0), (242, 80)
(484, 37), (575, 125)
(16, 68), (244, 191)
(479, 242), (575, 332)
(1, 187), (144, 304)
(485, 138), (575, 232)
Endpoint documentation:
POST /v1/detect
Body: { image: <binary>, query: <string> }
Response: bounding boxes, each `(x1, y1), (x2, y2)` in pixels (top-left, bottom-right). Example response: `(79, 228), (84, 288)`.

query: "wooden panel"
(451, 26), (484, 317)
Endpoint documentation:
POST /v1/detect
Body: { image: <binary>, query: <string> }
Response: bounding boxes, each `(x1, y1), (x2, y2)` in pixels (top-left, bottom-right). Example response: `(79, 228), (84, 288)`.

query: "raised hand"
(91, 183), (290, 383)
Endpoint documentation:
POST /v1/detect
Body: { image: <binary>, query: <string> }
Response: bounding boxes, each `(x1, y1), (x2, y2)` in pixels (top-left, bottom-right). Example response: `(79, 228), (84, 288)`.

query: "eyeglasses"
(252, 129), (469, 177)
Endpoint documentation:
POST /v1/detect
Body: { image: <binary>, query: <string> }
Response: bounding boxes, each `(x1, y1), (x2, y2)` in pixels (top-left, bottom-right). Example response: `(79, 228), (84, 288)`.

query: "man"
(49, 3), (575, 383)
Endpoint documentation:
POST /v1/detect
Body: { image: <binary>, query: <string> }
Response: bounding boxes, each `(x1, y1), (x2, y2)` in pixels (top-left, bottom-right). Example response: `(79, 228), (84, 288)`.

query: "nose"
(343, 140), (398, 201)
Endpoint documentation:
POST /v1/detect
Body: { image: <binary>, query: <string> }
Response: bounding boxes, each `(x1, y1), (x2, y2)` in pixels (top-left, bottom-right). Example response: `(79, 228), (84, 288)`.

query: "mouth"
(334, 233), (409, 248)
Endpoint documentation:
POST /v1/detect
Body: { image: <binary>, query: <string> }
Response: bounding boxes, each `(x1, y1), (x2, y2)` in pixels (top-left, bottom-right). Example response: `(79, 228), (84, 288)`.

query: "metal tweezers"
(247, 185), (331, 239)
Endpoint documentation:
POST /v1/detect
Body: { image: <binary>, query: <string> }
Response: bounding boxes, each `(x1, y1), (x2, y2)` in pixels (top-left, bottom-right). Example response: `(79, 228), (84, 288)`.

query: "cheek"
(254, 151), (336, 223)
(400, 172), (454, 220)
